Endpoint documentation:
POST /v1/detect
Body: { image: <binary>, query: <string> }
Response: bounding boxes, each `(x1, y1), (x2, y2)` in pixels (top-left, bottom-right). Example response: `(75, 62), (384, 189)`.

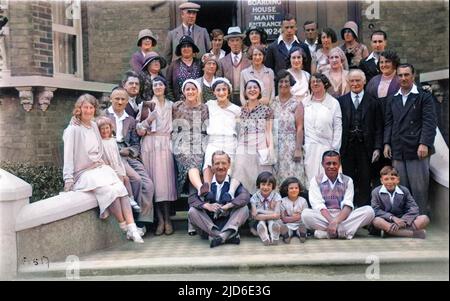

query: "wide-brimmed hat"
(137, 29), (157, 47)
(243, 27), (268, 46)
(175, 35), (200, 56)
(341, 21), (359, 40)
(224, 26), (245, 41)
(179, 2), (200, 11)
(141, 52), (167, 71)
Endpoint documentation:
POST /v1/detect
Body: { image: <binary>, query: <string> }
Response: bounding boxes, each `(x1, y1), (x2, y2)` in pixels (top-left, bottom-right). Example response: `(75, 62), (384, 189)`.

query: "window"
(52, 0), (83, 78)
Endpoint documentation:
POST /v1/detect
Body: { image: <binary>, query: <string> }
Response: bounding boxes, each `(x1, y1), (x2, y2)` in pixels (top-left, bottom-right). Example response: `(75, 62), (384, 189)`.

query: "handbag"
(258, 146), (276, 166)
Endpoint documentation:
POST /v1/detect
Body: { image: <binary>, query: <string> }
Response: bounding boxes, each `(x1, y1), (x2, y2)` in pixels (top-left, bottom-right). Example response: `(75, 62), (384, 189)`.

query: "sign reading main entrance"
(242, 0), (286, 41)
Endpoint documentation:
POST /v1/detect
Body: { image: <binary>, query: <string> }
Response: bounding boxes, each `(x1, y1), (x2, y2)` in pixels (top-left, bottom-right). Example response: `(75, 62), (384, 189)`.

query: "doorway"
(191, 0), (237, 36)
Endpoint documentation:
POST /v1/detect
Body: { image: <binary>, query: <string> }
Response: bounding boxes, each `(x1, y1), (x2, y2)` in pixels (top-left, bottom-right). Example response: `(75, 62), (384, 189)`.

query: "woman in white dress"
(287, 46), (311, 102)
(203, 77), (241, 183)
(63, 94), (143, 243)
(302, 73), (342, 183)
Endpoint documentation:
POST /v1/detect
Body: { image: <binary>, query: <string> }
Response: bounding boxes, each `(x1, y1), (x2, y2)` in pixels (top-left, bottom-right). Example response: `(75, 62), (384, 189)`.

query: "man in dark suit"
(265, 14), (312, 75)
(163, 2), (210, 63)
(121, 70), (145, 119)
(383, 63), (437, 214)
(358, 30), (387, 84)
(338, 69), (383, 207)
(188, 151), (250, 248)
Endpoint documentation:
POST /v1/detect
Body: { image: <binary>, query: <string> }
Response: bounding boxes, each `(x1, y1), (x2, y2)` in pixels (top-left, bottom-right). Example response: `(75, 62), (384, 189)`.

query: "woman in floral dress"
(271, 70), (308, 189)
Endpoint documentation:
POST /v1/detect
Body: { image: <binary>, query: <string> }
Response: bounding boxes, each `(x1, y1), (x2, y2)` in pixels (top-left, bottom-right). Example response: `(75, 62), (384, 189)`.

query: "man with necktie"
(338, 69), (383, 207)
(188, 151), (251, 248)
(163, 2), (210, 63)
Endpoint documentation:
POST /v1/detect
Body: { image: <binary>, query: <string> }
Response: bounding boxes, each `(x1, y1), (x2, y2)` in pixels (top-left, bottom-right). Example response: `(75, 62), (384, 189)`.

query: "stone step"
(17, 228), (449, 280)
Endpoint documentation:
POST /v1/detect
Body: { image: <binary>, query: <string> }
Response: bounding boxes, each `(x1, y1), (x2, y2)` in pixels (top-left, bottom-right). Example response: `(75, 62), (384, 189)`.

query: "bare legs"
(188, 168), (209, 196)
(109, 196), (143, 243)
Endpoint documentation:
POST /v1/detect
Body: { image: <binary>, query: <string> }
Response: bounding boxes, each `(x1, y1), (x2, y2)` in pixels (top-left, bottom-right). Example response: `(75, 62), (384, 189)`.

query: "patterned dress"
(166, 58), (203, 101)
(172, 100), (209, 194)
(233, 103), (274, 194)
(271, 96), (308, 189)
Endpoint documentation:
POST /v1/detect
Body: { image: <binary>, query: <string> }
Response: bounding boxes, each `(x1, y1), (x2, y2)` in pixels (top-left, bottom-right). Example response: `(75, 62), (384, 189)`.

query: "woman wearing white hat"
(172, 79), (209, 197)
(202, 77), (241, 185)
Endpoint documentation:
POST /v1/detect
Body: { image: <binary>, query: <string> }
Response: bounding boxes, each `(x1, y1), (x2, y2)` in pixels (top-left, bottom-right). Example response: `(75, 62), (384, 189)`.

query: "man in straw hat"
(130, 28), (158, 73)
(163, 1), (210, 63)
(217, 26), (250, 106)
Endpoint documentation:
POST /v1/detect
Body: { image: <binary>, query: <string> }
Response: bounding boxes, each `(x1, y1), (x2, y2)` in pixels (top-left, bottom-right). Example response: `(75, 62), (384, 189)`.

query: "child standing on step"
(370, 166), (429, 239)
(250, 172), (282, 245)
(279, 177), (309, 243)
(96, 117), (141, 214)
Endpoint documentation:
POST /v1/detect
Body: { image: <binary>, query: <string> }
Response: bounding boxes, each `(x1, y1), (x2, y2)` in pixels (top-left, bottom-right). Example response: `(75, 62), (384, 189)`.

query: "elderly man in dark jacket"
(338, 69), (383, 207)
(188, 151), (250, 248)
(383, 63), (437, 214)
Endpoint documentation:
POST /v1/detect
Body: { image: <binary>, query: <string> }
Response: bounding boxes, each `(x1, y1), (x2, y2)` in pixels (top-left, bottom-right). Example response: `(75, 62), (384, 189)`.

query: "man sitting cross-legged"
(188, 151), (251, 248)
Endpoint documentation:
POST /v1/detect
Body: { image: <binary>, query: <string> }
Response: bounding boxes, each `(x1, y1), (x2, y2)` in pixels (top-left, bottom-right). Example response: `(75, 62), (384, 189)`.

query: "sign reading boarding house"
(243, 0), (285, 41)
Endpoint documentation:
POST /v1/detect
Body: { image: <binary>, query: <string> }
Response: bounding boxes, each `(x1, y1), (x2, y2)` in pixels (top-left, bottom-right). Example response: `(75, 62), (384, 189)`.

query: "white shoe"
(126, 223), (144, 243)
(314, 230), (330, 239)
(137, 226), (146, 237)
(129, 198), (141, 213)
(127, 230), (144, 243)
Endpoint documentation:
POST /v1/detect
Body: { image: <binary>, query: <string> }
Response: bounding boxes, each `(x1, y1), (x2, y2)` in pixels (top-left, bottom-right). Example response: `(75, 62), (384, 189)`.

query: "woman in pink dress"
(137, 76), (178, 236)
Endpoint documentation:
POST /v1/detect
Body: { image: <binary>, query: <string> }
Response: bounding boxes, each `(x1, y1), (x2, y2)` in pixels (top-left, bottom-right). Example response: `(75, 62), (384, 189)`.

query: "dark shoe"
(298, 225), (307, 243)
(188, 230), (197, 236)
(281, 233), (291, 244)
(155, 222), (164, 236)
(164, 222), (174, 235)
(199, 182), (210, 197)
(226, 234), (240, 245)
(210, 237), (224, 248)
(413, 229), (426, 239)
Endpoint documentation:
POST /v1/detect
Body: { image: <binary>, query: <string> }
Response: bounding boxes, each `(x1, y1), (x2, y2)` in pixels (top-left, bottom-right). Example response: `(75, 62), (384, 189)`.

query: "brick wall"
(0, 89), (105, 166)
(8, 1), (53, 76)
(83, 0), (171, 84)
(360, 0), (449, 74)
(31, 1), (53, 76)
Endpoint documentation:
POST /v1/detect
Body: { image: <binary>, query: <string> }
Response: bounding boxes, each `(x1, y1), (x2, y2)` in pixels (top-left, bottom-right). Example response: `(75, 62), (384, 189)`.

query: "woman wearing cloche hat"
(339, 21), (369, 69)
(166, 35), (203, 101)
(130, 28), (158, 73)
(138, 52), (167, 101)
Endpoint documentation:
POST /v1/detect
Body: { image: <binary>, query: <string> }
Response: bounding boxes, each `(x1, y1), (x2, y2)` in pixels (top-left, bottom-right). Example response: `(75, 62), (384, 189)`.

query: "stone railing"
(0, 169), (125, 280)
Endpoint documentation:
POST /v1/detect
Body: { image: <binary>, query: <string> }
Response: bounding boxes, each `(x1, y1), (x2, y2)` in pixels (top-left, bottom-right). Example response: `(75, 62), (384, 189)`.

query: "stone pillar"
(0, 168), (32, 280)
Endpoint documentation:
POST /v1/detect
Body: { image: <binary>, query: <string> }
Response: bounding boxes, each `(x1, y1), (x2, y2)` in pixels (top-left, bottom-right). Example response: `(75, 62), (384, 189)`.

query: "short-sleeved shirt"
(250, 190), (282, 214)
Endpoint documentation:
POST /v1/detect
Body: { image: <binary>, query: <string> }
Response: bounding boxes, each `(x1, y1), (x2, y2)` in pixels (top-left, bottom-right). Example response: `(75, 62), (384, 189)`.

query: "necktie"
(263, 198), (269, 210)
(233, 55), (239, 66)
(354, 94), (360, 109)
(188, 26), (192, 37)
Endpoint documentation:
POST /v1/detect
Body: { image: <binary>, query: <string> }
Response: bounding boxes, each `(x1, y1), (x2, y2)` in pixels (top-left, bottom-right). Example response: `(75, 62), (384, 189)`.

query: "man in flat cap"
(163, 2), (210, 63)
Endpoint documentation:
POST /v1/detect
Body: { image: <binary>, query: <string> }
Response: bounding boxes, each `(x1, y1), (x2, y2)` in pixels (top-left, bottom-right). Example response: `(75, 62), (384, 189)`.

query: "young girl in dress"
(279, 177), (309, 243)
(96, 117), (141, 213)
(250, 171), (282, 245)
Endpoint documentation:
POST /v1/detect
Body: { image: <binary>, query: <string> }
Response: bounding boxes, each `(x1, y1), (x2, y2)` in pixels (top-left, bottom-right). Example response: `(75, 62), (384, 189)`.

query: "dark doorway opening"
(191, 0), (237, 38)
